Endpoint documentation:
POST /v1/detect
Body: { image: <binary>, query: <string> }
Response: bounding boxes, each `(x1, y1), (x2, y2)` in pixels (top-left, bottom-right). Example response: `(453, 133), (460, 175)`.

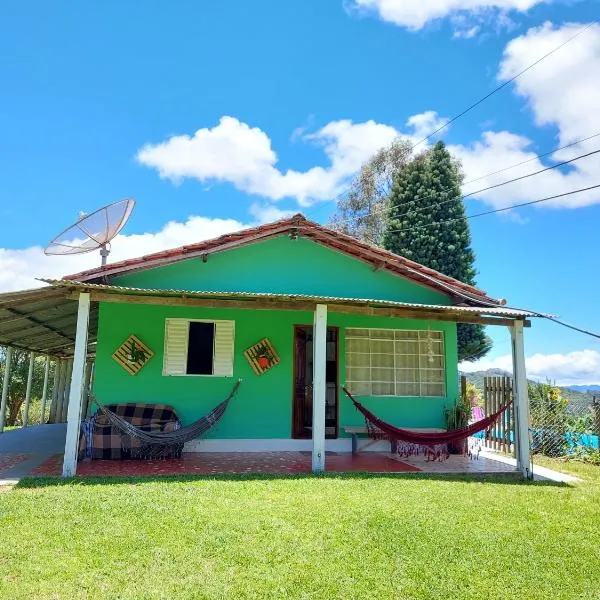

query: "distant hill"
(569, 384), (600, 393)
(461, 369), (596, 412)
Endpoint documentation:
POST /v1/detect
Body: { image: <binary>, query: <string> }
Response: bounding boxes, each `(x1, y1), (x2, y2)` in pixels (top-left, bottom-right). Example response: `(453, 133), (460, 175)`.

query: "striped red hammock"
(343, 387), (511, 459)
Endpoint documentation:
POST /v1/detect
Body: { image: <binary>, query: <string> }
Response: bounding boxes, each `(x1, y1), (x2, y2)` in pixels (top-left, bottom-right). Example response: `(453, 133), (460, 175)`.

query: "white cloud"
(137, 112), (451, 209)
(0, 215), (246, 293)
(348, 0), (543, 31)
(248, 203), (297, 223)
(460, 349), (600, 386)
(451, 21), (600, 210)
(137, 116), (401, 206)
(405, 111), (449, 139)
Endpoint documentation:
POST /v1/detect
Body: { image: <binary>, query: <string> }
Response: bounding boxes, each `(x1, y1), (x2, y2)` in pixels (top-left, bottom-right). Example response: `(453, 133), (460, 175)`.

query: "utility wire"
(385, 183), (600, 235)
(320, 23), (597, 226)
(463, 131), (600, 186)
(462, 148), (600, 199)
(411, 21), (597, 150)
(386, 147), (600, 221)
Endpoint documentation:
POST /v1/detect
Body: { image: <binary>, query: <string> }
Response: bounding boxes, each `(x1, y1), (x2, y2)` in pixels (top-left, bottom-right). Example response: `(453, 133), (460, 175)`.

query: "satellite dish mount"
(44, 198), (135, 267)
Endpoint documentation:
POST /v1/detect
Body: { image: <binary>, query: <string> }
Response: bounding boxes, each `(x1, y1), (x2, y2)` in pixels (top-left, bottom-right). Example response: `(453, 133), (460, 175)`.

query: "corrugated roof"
(63, 214), (504, 306)
(45, 280), (546, 319)
(0, 286), (98, 355)
(0, 279), (547, 356)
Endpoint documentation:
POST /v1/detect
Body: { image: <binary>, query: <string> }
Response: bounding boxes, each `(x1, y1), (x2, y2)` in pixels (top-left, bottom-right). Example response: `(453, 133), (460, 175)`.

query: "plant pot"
(448, 438), (468, 455)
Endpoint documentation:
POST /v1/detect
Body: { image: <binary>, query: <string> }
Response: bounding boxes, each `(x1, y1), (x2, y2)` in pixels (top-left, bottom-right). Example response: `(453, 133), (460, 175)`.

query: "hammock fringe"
(343, 386), (511, 459)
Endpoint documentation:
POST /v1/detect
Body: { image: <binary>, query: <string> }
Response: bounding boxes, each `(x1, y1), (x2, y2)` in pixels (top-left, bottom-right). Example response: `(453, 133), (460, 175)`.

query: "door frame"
(291, 324), (339, 439)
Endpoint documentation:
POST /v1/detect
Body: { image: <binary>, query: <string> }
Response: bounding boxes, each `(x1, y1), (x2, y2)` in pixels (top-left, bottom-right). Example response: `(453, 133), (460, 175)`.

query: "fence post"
(592, 397), (600, 438)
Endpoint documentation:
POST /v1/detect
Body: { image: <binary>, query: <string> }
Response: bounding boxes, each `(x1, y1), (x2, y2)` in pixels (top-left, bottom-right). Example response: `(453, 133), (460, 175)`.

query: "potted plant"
(445, 393), (472, 454)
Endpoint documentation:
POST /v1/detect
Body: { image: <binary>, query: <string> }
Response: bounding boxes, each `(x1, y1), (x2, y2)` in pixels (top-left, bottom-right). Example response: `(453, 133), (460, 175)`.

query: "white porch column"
(0, 346), (13, 433)
(511, 319), (532, 479)
(312, 304), (327, 472)
(62, 293), (90, 477)
(22, 352), (35, 427)
(39, 355), (51, 424)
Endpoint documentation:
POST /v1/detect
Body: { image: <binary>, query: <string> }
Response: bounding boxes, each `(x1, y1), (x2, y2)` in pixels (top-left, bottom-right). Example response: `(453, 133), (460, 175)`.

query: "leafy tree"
(383, 141), (491, 361)
(328, 138), (412, 245)
(0, 348), (54, 426)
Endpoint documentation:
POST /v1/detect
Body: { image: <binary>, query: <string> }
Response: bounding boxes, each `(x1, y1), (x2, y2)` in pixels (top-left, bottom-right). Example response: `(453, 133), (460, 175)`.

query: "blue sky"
(1, 1), (599, 384)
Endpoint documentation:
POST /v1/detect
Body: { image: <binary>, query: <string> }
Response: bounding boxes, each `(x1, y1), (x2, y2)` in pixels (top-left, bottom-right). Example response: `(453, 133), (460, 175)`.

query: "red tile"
(30, 452), (420, 477)
(0, 453), (30, 476)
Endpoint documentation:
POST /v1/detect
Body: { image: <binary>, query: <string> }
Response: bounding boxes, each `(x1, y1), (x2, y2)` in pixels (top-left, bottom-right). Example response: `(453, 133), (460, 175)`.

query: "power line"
(463, 131), (600, 186)
(385, 183), (600, 235)
(386, 146), (600, 221)
(411, 21), (597, 150)
(539, 316), (600, 341)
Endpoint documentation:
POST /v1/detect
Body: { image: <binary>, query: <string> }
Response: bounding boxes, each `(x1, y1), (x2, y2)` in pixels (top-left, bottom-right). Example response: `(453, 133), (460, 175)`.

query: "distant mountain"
(461, 370), (597, 411)
(568, 385), (600, 393)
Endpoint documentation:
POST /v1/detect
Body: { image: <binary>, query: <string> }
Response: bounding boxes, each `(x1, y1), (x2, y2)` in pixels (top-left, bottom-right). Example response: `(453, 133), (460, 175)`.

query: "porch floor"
(30, 451), (423, 476)
(25, 450), (521, 478)
(0, 425), (574, 482)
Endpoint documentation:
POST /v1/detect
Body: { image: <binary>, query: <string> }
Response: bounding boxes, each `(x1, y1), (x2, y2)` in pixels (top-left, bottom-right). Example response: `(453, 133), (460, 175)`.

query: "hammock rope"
(91, 379), (241, 447)
(343, 386), (511, 457)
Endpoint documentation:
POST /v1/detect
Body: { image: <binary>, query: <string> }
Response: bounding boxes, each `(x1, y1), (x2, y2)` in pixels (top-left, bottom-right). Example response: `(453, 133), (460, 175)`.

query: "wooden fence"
(483, 376), (514, 456)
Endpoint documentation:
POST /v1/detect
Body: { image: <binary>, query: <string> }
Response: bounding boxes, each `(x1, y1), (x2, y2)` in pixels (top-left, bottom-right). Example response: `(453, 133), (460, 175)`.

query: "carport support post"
(39, 355), (51, 424)
(0, 346), (13, 433)
(511, 319), (532, 479)
(49, 359), (62, 423)
(61, 358), (74, 423)
(62, 293), (90, 477)
(22, 351), (35, 427)
(312, 303), (327, 473)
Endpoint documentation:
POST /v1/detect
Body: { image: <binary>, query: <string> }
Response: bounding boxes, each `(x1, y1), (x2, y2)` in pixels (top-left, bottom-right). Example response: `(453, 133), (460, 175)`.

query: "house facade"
(65, 215), (503, 455)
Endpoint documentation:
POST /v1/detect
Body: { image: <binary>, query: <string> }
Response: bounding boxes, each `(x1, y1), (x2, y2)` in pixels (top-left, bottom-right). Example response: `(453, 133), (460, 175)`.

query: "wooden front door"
(292, 325), (338, 439)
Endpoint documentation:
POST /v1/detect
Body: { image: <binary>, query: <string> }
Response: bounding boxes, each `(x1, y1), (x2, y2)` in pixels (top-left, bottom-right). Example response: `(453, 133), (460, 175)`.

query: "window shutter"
(163, 319), (189, 375)
(213, 320), (235, 376)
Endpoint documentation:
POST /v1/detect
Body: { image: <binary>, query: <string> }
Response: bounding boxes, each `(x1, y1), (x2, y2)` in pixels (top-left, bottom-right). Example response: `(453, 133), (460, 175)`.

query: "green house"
(45, 214), (533, 473)
(0, 214), (535, 477)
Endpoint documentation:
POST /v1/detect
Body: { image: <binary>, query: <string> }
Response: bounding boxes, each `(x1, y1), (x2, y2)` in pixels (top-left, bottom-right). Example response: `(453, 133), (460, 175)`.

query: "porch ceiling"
(0, 286), (98, 356)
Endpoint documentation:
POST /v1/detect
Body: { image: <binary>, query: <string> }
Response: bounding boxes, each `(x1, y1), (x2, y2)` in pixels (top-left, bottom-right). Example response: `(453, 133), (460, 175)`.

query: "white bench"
(343, 426), (398, 455)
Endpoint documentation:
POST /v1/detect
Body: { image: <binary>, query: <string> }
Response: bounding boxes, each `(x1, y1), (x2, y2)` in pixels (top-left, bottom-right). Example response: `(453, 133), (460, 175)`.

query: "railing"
(483, 376), (514, 456)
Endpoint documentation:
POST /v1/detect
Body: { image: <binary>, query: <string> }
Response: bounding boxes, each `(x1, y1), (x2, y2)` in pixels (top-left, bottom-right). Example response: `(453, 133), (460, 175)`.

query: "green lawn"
(1, 465), (599, 599)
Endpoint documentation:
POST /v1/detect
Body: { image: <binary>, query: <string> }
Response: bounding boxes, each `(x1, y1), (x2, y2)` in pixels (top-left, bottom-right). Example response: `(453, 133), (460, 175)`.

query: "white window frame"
(345, 328), (446, 397)
(163, 318), (235, 377)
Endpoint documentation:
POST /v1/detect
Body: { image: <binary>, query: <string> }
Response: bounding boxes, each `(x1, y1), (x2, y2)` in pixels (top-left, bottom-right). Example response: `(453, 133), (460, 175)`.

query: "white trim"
(183, 431), (444, 453)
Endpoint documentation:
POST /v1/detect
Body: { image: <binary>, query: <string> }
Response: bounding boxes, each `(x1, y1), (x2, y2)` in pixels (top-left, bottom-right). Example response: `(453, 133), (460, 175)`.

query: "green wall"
(114, 236), (451, 305)
(93, 302), (458, 438)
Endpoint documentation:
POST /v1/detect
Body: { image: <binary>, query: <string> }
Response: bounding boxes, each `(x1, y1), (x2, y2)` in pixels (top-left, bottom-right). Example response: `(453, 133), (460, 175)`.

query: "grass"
(1, 469), (599, 599)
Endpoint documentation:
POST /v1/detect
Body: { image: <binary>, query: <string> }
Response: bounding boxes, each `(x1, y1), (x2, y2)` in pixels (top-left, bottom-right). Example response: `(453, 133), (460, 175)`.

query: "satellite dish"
(45, 198), (135, 266)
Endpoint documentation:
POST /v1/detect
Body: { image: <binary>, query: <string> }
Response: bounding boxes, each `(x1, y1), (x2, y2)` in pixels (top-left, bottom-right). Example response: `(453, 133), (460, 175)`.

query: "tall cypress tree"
(383, 141), (491, 361)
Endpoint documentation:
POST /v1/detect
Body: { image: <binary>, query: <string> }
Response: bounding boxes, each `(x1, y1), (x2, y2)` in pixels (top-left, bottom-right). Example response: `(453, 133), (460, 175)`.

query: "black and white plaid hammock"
(90, 379), (241, 447)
